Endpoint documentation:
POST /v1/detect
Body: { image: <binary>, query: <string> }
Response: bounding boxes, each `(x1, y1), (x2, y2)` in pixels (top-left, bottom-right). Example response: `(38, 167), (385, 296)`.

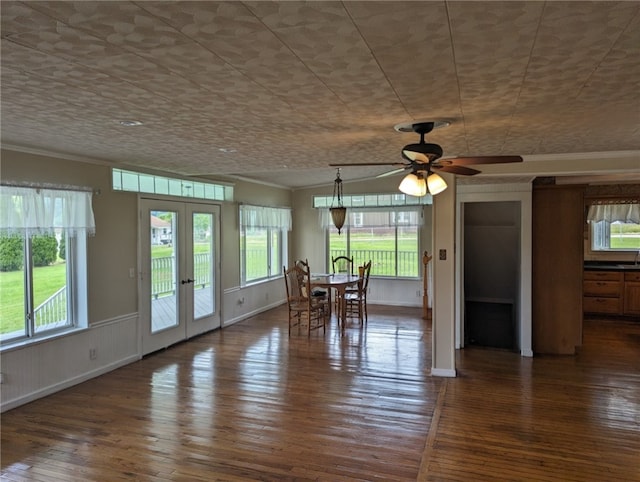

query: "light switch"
(129, 268), (135, 278)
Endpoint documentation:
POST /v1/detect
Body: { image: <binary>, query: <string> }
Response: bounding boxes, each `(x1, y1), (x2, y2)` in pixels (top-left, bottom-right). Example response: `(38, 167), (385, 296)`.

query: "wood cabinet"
(623, 272), (640, 316)
(583, 271), (623, 315)
(584, 270), (640, 317)
(533, 184), (584, 355)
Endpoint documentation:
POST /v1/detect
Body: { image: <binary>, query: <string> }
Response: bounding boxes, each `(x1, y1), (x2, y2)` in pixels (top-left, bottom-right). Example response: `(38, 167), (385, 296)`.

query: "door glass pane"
(151, 210), (178, 333)
(33, 234), (69, 333)
(0, 235), (26, 341)
(193, 212), (214, 319)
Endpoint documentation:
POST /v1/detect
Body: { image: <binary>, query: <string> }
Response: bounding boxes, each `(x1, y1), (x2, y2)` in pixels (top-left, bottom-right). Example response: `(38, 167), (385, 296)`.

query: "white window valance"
(587, 203), (640, 224)
(0, 185), (96, 237)
(319, 206), (424, 229)
(239, 205), (292, 230)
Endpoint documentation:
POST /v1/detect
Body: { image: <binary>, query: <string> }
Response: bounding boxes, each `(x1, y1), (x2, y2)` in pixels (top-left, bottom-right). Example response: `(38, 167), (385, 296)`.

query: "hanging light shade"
(426, 172), (447, 195)
(399, 171), (448, 197)
(399, 172), (427, 197)
(330, 168), (347, 234)
(330, 206), (347, 233)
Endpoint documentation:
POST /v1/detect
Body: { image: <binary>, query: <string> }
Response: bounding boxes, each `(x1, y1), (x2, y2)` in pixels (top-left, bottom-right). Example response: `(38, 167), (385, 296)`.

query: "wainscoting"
(0, 313), (138, 412)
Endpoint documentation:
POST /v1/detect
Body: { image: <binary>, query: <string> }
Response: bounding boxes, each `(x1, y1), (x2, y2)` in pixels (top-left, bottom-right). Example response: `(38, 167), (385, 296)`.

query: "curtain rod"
(0, 181), (99, 195)
(238, 202), (291, 210)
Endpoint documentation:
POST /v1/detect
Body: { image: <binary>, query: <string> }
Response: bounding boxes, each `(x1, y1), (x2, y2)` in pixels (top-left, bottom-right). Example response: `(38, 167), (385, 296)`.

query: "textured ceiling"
(2, 1), (639, 189)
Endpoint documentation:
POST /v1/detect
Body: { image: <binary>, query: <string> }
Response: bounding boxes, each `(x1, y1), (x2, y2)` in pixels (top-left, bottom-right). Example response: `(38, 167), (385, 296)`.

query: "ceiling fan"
(330, 121), (523, 196)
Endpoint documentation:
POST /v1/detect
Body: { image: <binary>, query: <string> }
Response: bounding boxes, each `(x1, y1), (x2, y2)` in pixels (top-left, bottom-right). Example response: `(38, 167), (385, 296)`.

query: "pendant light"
(329, 168), (347, 234)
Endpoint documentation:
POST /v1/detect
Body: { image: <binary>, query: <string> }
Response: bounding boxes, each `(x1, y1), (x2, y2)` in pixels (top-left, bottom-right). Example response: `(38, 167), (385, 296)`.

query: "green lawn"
(611, 235), (640, 249)
(0, 263), (67, 334)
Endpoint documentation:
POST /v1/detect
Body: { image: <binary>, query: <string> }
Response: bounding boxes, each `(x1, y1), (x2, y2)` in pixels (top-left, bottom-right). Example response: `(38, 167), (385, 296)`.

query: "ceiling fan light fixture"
(401, 142), (444, 163)
(427, 172), (447, 195)
(399, 172), (427, 197)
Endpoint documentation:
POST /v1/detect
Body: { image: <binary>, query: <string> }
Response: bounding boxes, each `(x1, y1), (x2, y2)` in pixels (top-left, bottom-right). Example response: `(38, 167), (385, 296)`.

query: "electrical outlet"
(439, 249), (447, 260)
(89, 348), (97, 360)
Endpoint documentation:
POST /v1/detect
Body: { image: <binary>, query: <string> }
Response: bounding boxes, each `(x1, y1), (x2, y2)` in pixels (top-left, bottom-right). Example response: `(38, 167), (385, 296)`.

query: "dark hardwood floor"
(2, 306), (639, 481)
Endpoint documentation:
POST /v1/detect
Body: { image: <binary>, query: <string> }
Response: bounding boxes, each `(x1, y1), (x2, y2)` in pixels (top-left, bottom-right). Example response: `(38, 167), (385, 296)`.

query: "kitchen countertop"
(584, 262), (640, 271)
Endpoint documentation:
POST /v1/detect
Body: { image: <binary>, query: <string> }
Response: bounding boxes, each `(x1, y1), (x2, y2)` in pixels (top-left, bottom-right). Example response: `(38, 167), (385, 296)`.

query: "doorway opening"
(463, 201), (520, 350)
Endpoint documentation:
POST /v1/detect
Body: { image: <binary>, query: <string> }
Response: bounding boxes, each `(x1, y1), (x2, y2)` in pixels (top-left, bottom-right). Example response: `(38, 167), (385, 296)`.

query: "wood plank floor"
(2, 306), (639, 481)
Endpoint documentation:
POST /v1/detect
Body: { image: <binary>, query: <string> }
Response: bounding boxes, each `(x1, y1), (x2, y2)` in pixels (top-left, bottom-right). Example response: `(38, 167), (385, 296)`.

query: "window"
(313, 192), (431, 208)
(240, 205), (291, 285)
(587, 202), (640, 251)
(0, 186), (93, 345)
(112, 168), (233, 201)
(326, 207), (422, 277)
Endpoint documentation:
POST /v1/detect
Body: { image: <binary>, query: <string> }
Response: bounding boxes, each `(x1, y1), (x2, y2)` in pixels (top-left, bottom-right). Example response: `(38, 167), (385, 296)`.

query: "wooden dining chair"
(332, 255), (354, 275)
(295, 258), (328, 299)
(283, 262), (328, 336)
(345, 260), (372, 325)
(331, 255), (354, 311)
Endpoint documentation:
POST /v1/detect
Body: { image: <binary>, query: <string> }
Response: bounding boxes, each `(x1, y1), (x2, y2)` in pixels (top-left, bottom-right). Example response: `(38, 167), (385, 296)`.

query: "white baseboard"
(1, 355), (140, 413)
(431, 368), (457, 378)
(223, 300), (286, 328)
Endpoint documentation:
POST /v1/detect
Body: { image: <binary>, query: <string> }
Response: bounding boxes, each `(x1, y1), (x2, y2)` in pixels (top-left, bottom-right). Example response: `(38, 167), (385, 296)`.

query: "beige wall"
(1, 150), (139, 323)
(0, 149), (293, 323)
(0, 149), (451, 411)
(217, 179), (292, 287)
(431, 173), (456, 376)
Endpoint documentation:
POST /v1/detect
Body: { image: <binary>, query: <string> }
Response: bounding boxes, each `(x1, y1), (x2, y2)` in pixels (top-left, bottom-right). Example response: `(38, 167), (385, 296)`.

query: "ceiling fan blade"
(434, 165), (481, 176)
(441, 155), (523, 166)
(329, 162), (405, 167)
(376, 167), (408, 178)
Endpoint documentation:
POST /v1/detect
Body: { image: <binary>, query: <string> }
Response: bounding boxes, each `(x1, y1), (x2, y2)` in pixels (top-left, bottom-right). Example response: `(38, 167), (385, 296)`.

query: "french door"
(140, 198), (221, 355)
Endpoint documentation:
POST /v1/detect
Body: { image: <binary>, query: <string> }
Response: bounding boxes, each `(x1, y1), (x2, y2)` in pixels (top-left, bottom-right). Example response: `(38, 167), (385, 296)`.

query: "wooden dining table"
(310, 273), (360, 330)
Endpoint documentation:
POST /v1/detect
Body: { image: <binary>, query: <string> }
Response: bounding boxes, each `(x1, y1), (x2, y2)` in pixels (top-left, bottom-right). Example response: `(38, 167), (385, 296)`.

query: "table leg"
(338, 288), (347, 333)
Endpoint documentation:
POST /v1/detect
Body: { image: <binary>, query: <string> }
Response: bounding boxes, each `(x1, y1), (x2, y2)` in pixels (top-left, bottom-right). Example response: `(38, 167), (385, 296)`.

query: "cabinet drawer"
(583, 280), (622, 298)
(624, 271), (640, 282)
(583, 296), (622, 314)
(583, 270), (623, 281)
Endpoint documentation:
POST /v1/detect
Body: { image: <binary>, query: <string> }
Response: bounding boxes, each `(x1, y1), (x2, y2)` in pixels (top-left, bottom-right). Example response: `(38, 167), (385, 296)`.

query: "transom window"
(112, 168), (233, 201)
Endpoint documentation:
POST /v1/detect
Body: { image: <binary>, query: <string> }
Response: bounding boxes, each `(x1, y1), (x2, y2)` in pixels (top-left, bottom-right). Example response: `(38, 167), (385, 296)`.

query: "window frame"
(326, 208), (421, 279)
(0, 231), (88, 348)
(0, 185), (91, 349)
(587, 201), (640, 252)
(590, 220), (640, 252)
(238, 205), (291, 286)
(240, 225), (287, 285)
